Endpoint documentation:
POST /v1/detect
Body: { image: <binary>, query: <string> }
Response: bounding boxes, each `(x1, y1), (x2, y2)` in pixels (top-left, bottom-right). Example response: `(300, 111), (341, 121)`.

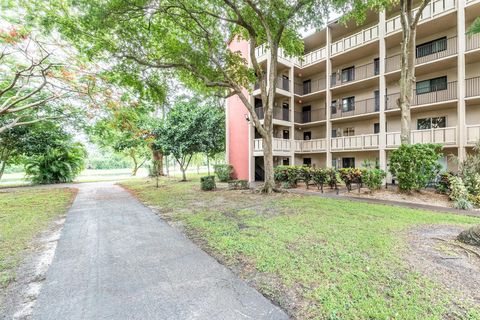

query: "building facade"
(226, 0), (480, 182)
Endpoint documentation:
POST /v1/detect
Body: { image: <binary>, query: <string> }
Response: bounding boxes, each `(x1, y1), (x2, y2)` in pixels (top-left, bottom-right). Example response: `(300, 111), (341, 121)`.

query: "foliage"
(389, 144), (442, 192)
(468, 17), (480, 35)
(121, 177), (480, 319)
(214, 164), (233, 182)
(86, 152), (132, 170)
(298, 166), (313, 189)
(0, 188), (75, 287)
(200, 175), (216, 191)
(311, 168), (330, 192)
(197, 105), (225, 163)
(455, 143), (480, 196)
(24, 142), (86, 184)
(435, 172), (453, 194)
(363, 169), (387, 192)
(274, 165), (301, 188)
(228, 180), (249, 190)
(448, 176), (474, 210)
(327, 168), (340, 189)
(338, 168), (363, 192)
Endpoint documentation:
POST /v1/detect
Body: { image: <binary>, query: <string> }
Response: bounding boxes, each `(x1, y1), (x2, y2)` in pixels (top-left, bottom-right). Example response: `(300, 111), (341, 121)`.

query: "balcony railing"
(294, 78), (326, 95)
(466, 77), (480, 98)
(331, 134), (380, 151)
(302, 47), (327, 67)
(294, 108), (326, 123)
(276, 76), (290, 92)
(255, 106), (290, 122)
(385, 0), (456, 35)
(254, 44), (326, 67)
(385, 36), (457, 73)
(385, 81), (457, 110)
(386, 127), (457, 147)
(253, 138), (292, 153)
(467, 125), (480, 145)
(330, 25), (379, 56)
(295, 139), (327, 153)
(466, 33), (480, 51)
(331, 98), (379, 119)
(331, 62), (377, 88)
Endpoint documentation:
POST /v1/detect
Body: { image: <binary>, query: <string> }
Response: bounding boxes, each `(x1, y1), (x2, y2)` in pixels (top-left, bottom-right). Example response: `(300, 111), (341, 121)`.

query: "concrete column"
(457, 0), (467, 162)
(378, 10), (387, 171)
(325, 26), (333, 167)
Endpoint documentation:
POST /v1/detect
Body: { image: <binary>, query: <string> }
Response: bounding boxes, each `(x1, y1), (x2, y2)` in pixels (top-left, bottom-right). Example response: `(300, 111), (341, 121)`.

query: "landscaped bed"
(121, 177), (480, 320)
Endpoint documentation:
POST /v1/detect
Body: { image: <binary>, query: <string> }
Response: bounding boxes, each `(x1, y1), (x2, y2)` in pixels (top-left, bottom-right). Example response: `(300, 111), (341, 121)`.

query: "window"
(331, 100), (337, 114)
(331, 129), (338, 138)
(374, 90), (380, 111)
(303, 158), (312, 167)
(416, 76), (447, 94)
(374, 123), (380, 134)
(342, 157), (355, 168)
(374, 58), (380, 75)
(282, 102), (289, 121)
(283, 130), (290, 140)
(343, 127), (355, 136)
(254, 128), (262, 139)
(332, 159), (339, 169)
(417, 117), (446, 130)
(302, 105), (311, 123)
(331, 73), (337, 86)
(342, 96), (355, 112)
(303, 80), (312, 95)
(303, 131), (311, 140)
(341, 66), (355, 83)
(416, 37), (447, 58)
(282, 158), (290, 166)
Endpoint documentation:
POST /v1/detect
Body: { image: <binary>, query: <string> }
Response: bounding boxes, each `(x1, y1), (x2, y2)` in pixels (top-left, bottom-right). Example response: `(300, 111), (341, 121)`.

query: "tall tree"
(198, 103), (225, 175)
(30, 0), (330, 193)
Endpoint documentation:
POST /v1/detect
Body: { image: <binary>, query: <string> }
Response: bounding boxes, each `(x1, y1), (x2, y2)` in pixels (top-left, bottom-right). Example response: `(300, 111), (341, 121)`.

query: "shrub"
(228, 179), (249, 190)
(468, 194), (480, 207)
(24, 143), (86, 184)
(449, 176), (473, 210)
(213, 164), (233, 182)
(339, 168), (363, 192)
(435, 172), (453, 194)
(200, 175), (216, 191)
(311, 168), (330, 192)
(363, 169), (387, 192)
(327, 168), (340, 189)
(299, 166), (313, 189)
(274, 165), (301, 188)
(389, 143), (442, 192)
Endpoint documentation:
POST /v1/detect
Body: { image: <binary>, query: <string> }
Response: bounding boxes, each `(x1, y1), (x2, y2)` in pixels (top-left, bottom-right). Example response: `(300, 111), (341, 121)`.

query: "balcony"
(330, 25), (379, 56)
(386, 127), (457, 147)
(466, 33), (480, 51)
(466, 77), (480, 98)
(385, 81), (457, 111)
(254, 76), (291, 93)
(294, 108), (326, 124)
(467, 125), (480, 145)
(385, 37), (457, 73)
(331, 134), (380, 151)
(295, 139), (327, 153)
(302, 47), (327, 67)
(385, 0), (456, 35)
(331, 62), (378, 88)
(254, 44), (326, 68)
(255, 106), (290, 122)
(294, 78), (326, 96)
(253, 138), (292, 153)
(331, 98), (379, 119)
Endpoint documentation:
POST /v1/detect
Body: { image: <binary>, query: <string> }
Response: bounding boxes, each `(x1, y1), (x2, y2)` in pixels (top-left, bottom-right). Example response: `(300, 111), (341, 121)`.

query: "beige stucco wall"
(294, 124), (326, 140)
(386, 107), (458, 132)
(294, 153), (327, 168)
(332, 118), (379, 136)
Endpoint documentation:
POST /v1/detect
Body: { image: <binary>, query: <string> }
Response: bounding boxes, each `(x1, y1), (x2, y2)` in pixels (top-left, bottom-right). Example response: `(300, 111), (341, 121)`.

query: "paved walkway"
(32, 182), (288, 320)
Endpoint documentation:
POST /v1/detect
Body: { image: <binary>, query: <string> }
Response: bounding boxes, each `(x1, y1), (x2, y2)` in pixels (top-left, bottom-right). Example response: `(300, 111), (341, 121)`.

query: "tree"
(30, 0), (331, 193)
(197, 103), (225, 175)
(468, 17), (480, 35)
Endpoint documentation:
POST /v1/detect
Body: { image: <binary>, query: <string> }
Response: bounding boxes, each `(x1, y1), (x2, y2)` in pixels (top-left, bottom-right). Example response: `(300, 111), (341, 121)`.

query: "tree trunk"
(262, 134), (275, 193)
(206, 154), (210, 176)
(0, 160), (6, 181)
(180, 166), (187, 181)
(130, 151), (139, 176)
(152, 148), (164, 176)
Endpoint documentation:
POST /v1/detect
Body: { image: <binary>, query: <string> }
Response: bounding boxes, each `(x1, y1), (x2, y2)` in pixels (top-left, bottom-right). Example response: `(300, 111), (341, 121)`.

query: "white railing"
(386, 127), (457, 147)
(295, 139), (327, 152)
(330, 25), (379, 56)
(386, 0), (456, 35)
(467, 125), (480, 145)
(254, 45), (326, 67)
(331, 134), (380, 151)
(253, 138), (292, 152)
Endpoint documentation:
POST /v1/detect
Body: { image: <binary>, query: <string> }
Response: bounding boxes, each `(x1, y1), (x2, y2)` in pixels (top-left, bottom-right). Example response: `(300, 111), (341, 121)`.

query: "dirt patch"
(406, 225), (480, 308)
(348, 188), (453, 208)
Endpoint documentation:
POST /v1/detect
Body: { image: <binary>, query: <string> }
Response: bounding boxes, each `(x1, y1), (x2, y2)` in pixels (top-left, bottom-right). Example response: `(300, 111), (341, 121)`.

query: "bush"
(339, 168), (363, 192)
(435, 172), (453, 194)
(274, 165), (301, 188)
(389, 144), (442, 192)
(200, 175), (216, 191)
(326, 168), (340, 189)
(24, 143), (86, 184)
(214, 164), (233, 182)
(363, 169), (387, 192)
(299, 166), (313, 189)
(449, 176), (473, 210)
(468, 194), (480, 207)
(228, 179), (249, 190)
(311, 168), (330, 192)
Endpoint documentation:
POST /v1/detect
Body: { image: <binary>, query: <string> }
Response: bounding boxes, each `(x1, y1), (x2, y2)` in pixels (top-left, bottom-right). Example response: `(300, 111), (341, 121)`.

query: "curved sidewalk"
(32, 182), (288, 320)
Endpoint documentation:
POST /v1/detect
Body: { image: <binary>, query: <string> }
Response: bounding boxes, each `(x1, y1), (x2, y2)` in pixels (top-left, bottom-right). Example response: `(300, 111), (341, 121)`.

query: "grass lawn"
(121, 177), (480, 320)
(0, 187), (77, 288)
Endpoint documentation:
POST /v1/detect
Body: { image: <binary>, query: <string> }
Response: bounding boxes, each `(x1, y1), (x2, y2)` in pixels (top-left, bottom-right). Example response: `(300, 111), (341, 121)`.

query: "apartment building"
(226, 0), (480, 182)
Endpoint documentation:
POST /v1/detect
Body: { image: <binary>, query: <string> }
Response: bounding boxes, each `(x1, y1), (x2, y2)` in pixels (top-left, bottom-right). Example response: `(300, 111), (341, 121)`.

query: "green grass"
(121, 177), (480, 319)
(0, 188), (76, 288)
